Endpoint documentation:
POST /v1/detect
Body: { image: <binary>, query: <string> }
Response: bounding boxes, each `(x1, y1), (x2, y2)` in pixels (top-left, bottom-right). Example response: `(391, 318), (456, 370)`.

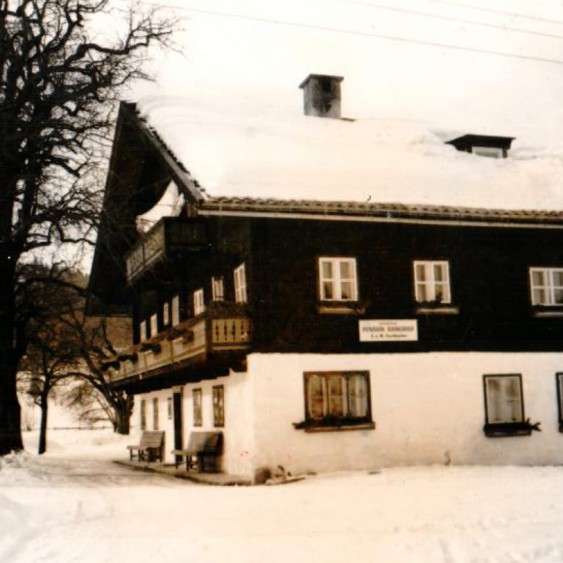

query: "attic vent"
(299, 74), (343, 118)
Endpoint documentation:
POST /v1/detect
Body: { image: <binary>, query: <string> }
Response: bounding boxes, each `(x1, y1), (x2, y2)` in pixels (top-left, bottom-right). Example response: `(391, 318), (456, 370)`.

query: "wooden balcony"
(105, 306), (251, 386)
(125, 218), (208, 283)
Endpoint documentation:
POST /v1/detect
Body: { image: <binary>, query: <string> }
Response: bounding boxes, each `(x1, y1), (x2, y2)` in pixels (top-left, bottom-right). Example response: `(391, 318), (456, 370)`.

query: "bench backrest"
(186, 431), (222, 455)
(139, 431), (164, 449)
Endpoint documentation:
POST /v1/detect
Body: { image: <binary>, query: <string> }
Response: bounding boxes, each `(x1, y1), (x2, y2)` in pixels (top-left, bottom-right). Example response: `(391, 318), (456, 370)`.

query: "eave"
(199, 197), (563, 229)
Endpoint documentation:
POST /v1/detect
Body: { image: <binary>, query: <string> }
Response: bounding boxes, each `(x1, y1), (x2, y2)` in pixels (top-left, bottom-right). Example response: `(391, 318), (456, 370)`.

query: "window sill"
(293, 420), (375, 432)
(416, 304), (459, 315)
(532, 308), (563, 318)
(483, 421), (539, 438)
(317, 303), (365, 315)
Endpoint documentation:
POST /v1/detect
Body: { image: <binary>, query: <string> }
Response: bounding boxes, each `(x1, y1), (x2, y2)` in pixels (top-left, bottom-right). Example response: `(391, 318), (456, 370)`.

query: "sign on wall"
(359, 319), (418, 342)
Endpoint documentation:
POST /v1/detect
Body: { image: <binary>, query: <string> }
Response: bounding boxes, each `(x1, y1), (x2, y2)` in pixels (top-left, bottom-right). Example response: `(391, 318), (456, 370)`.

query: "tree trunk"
(114, 394), (133, 435)
(0, 363), (23, 455)
(38, 392), (48, 455)
(0, 252), (23, 456)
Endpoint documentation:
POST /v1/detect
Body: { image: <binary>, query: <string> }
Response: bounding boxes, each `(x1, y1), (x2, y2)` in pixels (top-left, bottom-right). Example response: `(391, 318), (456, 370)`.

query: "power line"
(341, 0), (563, 41)
(140, 4), (563, 66)
(427, 0), (563, 27)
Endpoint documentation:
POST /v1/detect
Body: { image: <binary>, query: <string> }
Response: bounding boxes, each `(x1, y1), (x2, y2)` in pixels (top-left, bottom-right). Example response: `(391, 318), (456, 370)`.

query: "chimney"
(299, 74), (343, 118)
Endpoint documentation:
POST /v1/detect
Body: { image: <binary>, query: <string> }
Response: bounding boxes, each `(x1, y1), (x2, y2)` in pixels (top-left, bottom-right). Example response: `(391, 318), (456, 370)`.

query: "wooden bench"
(127, 431), (164, 462)
(172, 431), (223, 473)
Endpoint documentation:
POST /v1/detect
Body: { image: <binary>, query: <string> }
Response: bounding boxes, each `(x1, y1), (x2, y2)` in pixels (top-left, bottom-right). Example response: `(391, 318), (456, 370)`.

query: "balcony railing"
(125, 218), (208, 283)
(106, 307), (251, 384)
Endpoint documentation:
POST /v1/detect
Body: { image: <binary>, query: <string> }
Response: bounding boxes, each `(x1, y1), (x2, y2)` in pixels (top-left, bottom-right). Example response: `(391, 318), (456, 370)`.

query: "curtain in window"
(348, 374), (368, 417)
(486, 376), (523, 423)
(193, 389), (202, 426)
(321, 261), (334, 300)
(307, 374), (326, 419)
(306, 372), (370, 421)
(327, 375), (346, 416)
(213, 386), (225, 426)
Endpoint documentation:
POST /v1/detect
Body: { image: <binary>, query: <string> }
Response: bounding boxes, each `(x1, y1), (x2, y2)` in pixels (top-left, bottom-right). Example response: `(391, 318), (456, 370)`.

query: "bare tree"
(0, 0), (174, 455)
(20, 264), (133, 451)
(60, 308), (134, 435)
(18, 261), (84, 453)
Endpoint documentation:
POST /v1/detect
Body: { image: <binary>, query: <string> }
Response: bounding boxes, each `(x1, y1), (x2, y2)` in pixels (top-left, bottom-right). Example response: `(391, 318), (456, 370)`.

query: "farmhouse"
(88, 75), (563, 481)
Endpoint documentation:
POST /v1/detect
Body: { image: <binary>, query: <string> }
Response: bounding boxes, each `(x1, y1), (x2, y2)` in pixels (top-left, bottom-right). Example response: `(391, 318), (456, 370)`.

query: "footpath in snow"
(1, 429), (563, 562)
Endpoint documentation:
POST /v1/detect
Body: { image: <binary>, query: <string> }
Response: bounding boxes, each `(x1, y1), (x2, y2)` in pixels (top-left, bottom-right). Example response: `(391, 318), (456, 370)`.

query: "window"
(139, 321), (148, 342)
(140, 399), (147, 430)
(193, 288), (205, 316)
(472, 146), (503, 158)
(234, 264), (247, 303)
(483, 374), (529, 437)
(414, 261), (451, 304)
(302, 371), (372, 429)
(213, 385), (225, 427)
(167, 397), (173, 420)
(193, 388), (202, 427)
(153, 398), (159, 430)
(171, 295), (180, 326)
(212, 276), (225, 301)
(150, 314), (158, 337)
(318, 257), (358, 301)
(556, 374), (563, 432)
(162, 303), (170, 327)
(530, 268), (563, 306)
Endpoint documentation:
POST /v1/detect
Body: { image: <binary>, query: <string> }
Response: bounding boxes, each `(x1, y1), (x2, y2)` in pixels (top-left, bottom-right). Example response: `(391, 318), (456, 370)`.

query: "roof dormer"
(446, 134), (515, 158)
(299, 74), (343, 119)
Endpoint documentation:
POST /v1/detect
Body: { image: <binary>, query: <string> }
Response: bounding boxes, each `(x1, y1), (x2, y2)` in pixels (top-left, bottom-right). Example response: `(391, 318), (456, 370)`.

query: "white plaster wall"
(129, 388), (175, 462)
(176, 372), (255, 476)
(131, 377), (255, 473)
(247, 352), (563, 476)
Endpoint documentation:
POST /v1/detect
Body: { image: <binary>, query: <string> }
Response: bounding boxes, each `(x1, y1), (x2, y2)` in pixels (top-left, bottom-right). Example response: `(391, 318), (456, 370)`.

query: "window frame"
(234, 264), (247, 304)
(171, 295), (180, 326)
(193, 388), (202, 427)
(150, 314), (158, 337)
(140, 399), (147, 430)
(153, 397), (159, 430)
(299, 371), (374, 432)
(167, 397), (173, 420)
(556, 373), (563, 432)
(482, 373), (530, 437)
(529, 267), (563, 307)
(193, 288), (205, 316)
(212, 276), (225, 301)
(317, 257), (359, 303)
(212, 385), (225, 427)
(413, 260), (452, 305)
(139, 320), (148, 343)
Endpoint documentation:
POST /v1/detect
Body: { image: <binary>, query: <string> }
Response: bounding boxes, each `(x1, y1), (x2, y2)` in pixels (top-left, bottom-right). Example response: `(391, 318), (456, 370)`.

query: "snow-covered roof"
(136, 95), (563, 212)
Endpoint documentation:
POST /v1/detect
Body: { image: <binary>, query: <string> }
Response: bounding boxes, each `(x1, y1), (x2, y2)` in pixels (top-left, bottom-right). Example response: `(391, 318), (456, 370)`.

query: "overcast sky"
(129, 0), (563, 149)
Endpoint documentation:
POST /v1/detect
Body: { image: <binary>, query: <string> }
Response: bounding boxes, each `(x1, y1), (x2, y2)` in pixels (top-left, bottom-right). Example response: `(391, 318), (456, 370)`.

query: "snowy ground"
(1, 431), (563, 562)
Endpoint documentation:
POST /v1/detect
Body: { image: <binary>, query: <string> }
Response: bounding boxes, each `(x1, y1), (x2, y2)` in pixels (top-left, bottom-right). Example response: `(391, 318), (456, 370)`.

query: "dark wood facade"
(128, 213), (563, 357)
(88, 104), (563, 395)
